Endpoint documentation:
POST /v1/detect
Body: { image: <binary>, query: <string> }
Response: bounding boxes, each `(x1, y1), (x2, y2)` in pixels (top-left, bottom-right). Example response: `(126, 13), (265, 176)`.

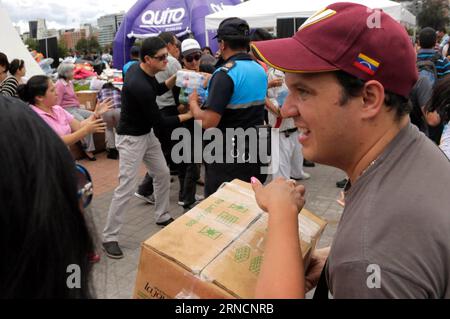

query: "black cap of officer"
(214, 17), (250, 40)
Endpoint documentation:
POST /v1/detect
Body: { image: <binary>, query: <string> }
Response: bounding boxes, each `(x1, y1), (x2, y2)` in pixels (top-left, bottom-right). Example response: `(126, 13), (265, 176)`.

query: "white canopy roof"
(205, 0), (416, 32)
(0, 6), (44, 78)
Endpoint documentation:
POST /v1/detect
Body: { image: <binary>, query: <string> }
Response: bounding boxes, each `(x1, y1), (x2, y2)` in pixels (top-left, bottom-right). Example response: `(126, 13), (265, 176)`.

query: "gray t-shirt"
(155, 54), (182, 109)
(328, 123), (450, 298)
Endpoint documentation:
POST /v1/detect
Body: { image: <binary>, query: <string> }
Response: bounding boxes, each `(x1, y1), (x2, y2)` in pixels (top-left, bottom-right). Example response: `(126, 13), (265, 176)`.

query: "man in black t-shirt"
(102, 38), (192, 259)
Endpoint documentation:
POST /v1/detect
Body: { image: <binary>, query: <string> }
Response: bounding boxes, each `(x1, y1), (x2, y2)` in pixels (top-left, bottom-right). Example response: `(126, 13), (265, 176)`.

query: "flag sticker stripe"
(354, 53), (380, 75)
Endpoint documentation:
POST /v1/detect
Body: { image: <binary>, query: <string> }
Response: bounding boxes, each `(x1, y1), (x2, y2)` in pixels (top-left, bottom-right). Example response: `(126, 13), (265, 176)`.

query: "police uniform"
(203, 52), (268, 196)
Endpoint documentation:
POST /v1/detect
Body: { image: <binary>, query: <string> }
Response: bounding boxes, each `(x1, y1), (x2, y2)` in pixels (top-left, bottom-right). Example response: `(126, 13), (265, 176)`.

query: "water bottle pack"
(176, 70), (206, 90)
(176, 70), (207, 105)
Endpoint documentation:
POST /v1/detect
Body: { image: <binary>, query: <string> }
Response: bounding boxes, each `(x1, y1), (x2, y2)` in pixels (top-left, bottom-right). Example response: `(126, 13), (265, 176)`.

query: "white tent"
(0, 7), (44, 78)
(205, 0), (416, 44)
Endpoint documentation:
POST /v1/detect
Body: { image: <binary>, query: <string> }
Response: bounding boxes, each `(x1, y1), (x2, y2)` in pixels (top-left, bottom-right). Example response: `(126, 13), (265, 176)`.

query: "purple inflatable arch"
(113, 0), (241, 69)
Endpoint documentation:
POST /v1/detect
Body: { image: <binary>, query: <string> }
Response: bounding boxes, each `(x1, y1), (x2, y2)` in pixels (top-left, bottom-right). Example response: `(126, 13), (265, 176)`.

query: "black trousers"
(177, 119), (200, 205)
(153, 105), (180, 173)
(178, 163), (200, 205)
(204, 162), (267, 197)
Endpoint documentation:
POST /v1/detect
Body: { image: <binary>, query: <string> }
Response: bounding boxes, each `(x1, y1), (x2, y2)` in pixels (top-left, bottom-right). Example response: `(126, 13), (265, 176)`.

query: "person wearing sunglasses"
(0, 95), (96, 298)
(135, 32), (183, 206)
(103, 37), (193, 259)
(176, 39), (206, 210)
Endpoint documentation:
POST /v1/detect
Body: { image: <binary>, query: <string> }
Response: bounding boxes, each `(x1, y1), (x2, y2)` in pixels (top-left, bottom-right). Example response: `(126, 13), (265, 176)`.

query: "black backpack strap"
(313, 258), (329, 299)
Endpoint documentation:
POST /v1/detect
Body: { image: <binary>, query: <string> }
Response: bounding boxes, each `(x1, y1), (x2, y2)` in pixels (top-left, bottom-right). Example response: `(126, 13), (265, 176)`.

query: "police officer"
(189, 17), (268, 196)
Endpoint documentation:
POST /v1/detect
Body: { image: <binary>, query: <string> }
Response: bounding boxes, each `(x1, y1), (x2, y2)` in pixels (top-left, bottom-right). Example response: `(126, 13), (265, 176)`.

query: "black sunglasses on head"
(185, 53), (201, 63)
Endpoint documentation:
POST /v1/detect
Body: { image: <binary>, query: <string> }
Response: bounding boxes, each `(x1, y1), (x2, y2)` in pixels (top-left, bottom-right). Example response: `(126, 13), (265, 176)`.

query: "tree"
(88, 36), (101, 53)
(25, 38), (38, 51)
(75, 38), (89, 53)
(418, 0), (449, 30)
(76, 37), (101, 54)
(57, 40), (69, 59)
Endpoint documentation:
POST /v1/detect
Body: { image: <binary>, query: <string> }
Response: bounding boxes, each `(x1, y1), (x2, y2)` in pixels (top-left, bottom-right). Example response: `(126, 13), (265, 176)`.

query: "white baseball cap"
(181, 39), (201, 56)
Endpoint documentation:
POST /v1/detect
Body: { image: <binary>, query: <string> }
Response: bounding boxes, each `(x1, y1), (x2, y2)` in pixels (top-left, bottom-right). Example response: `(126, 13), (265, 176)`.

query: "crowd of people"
(0, 1), (449, 298)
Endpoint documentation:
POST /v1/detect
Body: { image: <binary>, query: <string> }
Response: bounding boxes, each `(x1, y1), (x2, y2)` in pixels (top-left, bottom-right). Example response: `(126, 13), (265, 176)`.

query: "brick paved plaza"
(80, 153), (346, 299)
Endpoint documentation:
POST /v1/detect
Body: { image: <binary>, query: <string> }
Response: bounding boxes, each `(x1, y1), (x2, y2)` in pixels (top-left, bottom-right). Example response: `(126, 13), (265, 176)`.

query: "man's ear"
(360, 80), (385, 120)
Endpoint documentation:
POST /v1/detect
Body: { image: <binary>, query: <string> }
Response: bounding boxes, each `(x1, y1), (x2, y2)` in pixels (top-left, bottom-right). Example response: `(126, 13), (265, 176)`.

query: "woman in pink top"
(55, 63), (98, 160)
(18, 75), (111, 152)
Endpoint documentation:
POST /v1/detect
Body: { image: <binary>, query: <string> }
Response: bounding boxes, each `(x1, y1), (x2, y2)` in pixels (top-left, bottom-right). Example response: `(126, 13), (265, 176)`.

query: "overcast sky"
(1, 0), (137, 33)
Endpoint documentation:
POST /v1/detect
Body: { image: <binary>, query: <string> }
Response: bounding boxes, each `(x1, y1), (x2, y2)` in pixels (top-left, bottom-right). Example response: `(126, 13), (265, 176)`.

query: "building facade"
(29, 19), (47, 40)
(61, 29), (87, 50)
(97, 12), (124, 47)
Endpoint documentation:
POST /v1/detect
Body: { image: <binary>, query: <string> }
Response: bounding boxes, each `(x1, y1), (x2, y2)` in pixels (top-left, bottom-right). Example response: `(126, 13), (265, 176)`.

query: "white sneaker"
(178, 194), (205, 206)
(134, 192), (155, 204)
(291, 173), (311, 181)
(301, 172), (311, 180)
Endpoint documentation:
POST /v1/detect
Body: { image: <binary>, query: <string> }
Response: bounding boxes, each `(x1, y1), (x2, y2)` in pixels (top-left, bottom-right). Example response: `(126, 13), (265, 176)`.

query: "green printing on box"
(199, 226), (222, 240)
(217, 212), (239, 226)
(229, 203), (249, 214)
(249, 256), (263, 274)
(234, 246), (251, 263)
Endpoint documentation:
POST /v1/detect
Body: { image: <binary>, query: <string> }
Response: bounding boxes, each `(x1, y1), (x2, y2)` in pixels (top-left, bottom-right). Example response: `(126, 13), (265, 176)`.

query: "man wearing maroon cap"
(250, 2), (450, 298)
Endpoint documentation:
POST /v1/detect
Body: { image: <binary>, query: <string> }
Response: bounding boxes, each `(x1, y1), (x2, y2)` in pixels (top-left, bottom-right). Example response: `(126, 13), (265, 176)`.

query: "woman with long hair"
(0, 96), (95, 298)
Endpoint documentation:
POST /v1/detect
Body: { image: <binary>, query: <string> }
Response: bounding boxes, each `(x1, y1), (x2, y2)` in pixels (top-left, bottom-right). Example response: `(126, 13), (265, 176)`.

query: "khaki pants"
(271, 130), (306, 179)
(103, 130), (171, 242)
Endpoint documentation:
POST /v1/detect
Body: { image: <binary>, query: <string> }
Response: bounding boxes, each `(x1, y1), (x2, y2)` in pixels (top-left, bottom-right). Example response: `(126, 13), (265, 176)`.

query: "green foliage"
(25, 38), (38, 51)
(418, 0), (449, 30)
(75, 36), (101, 54)
(57, 41), (68, 59)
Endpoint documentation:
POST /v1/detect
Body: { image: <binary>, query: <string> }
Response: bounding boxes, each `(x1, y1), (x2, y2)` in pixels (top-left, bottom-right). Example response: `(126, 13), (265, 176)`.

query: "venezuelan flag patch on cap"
(353, 53), (380, 76)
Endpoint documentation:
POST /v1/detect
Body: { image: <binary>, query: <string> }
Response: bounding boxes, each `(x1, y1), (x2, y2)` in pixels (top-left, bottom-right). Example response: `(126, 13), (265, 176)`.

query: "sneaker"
(102, 242), (124, 259)
(336, 178), (348, 189)
(156, 217), (174, 227)
(291, 173), (311, 181)
(303, 160), (315, 167)
(178, 194), (204, 206)
(134, 192), (155, 204)
(106, 148), (119, 160)
(195, 194), (205, 201)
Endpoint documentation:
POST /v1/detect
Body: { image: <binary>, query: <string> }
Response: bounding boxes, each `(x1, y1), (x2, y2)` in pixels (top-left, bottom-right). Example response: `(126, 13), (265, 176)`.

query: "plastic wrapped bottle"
(176, 70), (205, 90)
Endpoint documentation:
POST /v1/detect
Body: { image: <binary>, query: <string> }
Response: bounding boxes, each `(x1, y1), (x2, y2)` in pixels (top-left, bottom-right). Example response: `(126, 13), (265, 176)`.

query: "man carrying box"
(251, 2), (450, 298)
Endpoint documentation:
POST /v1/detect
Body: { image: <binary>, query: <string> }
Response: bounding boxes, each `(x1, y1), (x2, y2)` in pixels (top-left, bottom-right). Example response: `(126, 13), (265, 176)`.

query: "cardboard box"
(134, 180), (327, 299)
(76, 90), (98, 111)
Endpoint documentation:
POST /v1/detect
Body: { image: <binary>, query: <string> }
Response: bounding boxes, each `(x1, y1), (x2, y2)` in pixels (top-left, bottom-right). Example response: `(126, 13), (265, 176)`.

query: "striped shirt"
(417, 49), (450, 78)
(0, 76), (19, 97)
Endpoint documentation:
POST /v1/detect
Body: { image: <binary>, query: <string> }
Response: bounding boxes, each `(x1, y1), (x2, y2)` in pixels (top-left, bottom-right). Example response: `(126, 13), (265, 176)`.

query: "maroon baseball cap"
(251, 2), (418, 97)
